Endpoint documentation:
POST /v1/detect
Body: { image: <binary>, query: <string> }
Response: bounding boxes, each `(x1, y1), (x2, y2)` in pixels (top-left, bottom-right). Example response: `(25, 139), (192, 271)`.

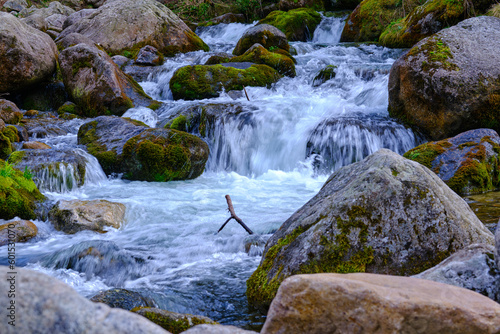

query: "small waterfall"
(306, 115), (420, 173)
(122, 106), (158, 127)
(29, 148), (107, 193)
(196, 22), (255, 51)
(312, 14), (348, 44)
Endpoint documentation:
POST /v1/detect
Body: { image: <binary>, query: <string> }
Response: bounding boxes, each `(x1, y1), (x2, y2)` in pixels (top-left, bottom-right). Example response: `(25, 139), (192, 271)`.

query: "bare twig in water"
(216, 195), (254, 234)
(243, 86), (250, 101)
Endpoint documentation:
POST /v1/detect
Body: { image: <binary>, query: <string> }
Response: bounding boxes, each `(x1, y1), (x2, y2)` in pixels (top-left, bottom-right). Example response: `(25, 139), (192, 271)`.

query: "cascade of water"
(312, 14), (348, 44)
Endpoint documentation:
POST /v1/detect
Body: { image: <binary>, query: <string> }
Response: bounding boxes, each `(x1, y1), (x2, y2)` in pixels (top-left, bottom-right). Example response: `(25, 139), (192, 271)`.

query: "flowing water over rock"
(0, 16), (421, 330)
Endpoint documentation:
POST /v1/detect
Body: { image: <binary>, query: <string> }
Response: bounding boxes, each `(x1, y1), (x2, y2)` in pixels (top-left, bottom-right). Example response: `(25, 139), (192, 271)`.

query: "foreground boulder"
(0, 13), (58, 93)
(258, 8), (322, 41)
(0, 220), (38, 246)
(170, 64), (281, 100)
(132, 308), (217, 334)
(233, 24), (289, 56)
(261, 273), (500, 333)
(414, 244), (500, 302)
(91, 288), (156, 311)
(388, 17), (500, 140)
(78, 116), (209, 181)
(48, 199), (126, 234)
(0, 160), (44, 220)
(0, 266), (170, 334)
(57, 0), (209, 57)
(59, 43), (152, 117)
(247, 149), (494, 309)
(404, 129), (500, 195)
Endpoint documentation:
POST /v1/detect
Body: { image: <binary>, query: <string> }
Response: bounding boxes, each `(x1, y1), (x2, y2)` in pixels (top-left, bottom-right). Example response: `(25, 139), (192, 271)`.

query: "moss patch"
(230, 45), (296, 77)
(258, 8), (322, 41)
(403, 139), (452, 171)
(0, 160), (45, 220)
(170, 64), (282, 100)
(132, 307), (217, 334)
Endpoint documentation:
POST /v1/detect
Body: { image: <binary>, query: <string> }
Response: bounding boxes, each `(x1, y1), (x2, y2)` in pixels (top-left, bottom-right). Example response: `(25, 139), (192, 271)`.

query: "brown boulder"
(262, 273), (500, 334)
(0, 220), (38, 246)
(0, 100), (23, 125)
(0, 13), (58, 93)
(57, 0), (209, 57)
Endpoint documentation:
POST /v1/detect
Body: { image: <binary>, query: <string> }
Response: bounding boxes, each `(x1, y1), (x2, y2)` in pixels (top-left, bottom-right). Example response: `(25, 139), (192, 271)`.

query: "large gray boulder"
(388, 16), (500, 140)
(0, 13), (58, 93)
(0, 266), (170, 334)
(59, 43), (152, 116)
(414, 244), (500, 302)
(247, 149), (494, 309)
(261, 273), (500, 334)
(57, 0), (209, 57)
(48, 199), (126, 234)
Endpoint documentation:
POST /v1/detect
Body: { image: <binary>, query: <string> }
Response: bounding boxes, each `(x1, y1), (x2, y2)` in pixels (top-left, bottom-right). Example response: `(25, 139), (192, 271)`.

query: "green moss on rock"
(132, 307), (217, 334)
(3, 126), (19, 143)
(230, 45), (296, 77)
(0, 133), (12, 160)
(169, 115), (189, 132)
(258, 8), (322, 41)
(403, 140), (452, 171)
(0, 160), (44, 220)
(170, 64), (282, 100)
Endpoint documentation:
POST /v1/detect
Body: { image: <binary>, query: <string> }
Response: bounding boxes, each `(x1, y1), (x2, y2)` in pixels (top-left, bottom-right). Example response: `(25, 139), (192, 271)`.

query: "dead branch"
(216, 195), (254, 235)
(243, 86), (250, 101)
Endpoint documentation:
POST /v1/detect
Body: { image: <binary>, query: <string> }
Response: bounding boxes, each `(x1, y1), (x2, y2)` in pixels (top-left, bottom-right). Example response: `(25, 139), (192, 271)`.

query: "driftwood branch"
(217, 195), (254, 235)
(243, 86), (250, 101)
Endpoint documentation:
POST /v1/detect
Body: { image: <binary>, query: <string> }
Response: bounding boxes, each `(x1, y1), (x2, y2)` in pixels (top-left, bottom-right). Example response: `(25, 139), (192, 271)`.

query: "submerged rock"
(91, 288), (157, 311)
(57, 0), (209, 57)
(0, 220), (38, 246)
(48, 199), (126, 234)
(169, 64), (281, 100)
(233, 24), (289, 56)
(59, 43), (152, 117)
(0, 12), (58, 93)
(404, 128), (500, 195)
(0, 266), (169, 334)
(414, 243), (500, 302)
(311, 65), (337, 86)
(246, 149), (494, 309)
(42, 240), (147, 286)
(78, 116), (209, 181)
(261, 273), (500, 334)
(388, 17), (500, 140)
(258, 8), (322, 42)
(132, 307), (217, 334)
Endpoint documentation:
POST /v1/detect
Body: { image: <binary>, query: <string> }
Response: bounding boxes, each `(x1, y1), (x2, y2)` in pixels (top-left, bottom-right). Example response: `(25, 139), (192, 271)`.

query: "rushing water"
(0, 16), (421, 330)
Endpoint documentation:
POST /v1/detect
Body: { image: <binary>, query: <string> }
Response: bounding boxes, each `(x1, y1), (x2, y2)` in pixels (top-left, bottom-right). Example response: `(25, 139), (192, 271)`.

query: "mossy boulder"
(59, 43), (152, 117)
(379, 0), (495, 48)
(0, 100), (23, 125)
(0, 220), (38, 246)
(246, 149), (494, 309)
(78, 116), (209, 181)
(170, 64), (282, 100)
(388, 17), (500, 140)
(404, 129), (500, 195)
(48, 199), (126, 234)
(340, 0), (424, 42)
(312, 65), (337, 86)
(90, 288), (156, 311)
(0, 12), (58, 93)
(233, 24), (289, 56)
(230, 44), (296, 77)
(0, 159), (45, 220)
(132, 307), (217, 334)
(57, 0), (209, 57)
(258, 8), (322, 41)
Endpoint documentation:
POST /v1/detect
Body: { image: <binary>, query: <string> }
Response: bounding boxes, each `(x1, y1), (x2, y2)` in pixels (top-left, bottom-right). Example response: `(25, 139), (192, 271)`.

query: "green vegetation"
(403, 140), (452, 171)
(487, 3), (500, 18)
(132, 307), (217, 334)
(230, 45), (296, 77)
(258, 8), (322, 41)
(0, 159), (44, 220)
(170, 64), (282, 100)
